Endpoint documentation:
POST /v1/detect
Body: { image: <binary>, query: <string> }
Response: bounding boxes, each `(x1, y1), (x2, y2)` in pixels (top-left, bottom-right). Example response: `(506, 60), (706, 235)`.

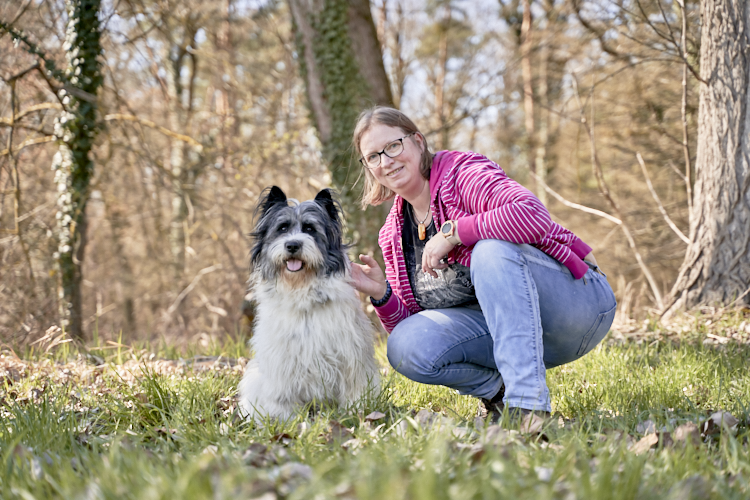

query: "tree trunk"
(166, 33), (197, 282)
(288, 0), (394, 254)
(521, 0), (536, 185)
(535, 37), (548, 206)
(53, 0), (103, 340)
(664, 0), (750, 316)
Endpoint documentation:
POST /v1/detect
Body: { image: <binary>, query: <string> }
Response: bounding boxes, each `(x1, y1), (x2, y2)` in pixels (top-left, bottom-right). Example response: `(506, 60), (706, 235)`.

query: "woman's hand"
(351, 254), (388, 300)
(421, 234), (455, 278)
(583, 252), (598, 267)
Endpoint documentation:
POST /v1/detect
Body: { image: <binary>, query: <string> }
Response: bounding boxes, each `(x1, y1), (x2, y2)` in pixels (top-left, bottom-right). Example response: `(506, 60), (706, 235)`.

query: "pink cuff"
(570, 237), (593, 260)
(455, 215), (481, 246)
(373, 291), (401, 315)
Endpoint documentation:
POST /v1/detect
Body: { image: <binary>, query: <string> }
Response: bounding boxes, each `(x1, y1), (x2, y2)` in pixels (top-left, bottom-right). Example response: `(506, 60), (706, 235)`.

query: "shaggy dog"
(238, 186), (380, 421)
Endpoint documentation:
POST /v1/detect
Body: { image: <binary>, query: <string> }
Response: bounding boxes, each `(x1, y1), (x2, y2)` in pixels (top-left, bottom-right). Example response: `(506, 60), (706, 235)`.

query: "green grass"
(1, 328), (750, 499)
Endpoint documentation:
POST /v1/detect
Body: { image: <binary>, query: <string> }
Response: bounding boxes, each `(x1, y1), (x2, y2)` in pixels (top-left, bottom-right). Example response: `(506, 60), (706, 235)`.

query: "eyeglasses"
(359, 133), (414, 169)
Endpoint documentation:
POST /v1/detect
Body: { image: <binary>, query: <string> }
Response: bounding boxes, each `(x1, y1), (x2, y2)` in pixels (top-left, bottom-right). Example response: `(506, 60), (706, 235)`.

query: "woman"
(350, 107), (616, 420)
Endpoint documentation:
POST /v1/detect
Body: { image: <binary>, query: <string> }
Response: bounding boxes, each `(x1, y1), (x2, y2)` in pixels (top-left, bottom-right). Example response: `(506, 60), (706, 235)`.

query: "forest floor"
(1, 309), (750, 499)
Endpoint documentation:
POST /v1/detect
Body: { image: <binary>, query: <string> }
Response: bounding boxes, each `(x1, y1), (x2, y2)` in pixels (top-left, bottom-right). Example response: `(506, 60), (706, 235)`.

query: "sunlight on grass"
(1, 330), (750, 499)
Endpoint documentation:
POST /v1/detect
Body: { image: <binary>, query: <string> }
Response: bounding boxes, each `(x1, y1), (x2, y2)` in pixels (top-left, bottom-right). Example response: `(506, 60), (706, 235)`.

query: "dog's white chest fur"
(238, 273), (379, 421)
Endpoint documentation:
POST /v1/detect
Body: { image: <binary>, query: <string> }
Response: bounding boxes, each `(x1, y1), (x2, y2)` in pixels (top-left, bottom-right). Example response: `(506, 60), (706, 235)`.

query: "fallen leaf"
(673, 422), (701, 446)
(701, 411), (739, 436)
(454, 442), (485, 463)
(630, 433), (659, 455)
(657, 431), (674, 448)
(324, 420), (353, 443)
(242, 443), (277, 467)
(520, 412), (546, 436)
(415, 409), (440, 426)
(271, 433), (294, 446)
(483, 425), (517, 446)
(364, 411), (386, 422)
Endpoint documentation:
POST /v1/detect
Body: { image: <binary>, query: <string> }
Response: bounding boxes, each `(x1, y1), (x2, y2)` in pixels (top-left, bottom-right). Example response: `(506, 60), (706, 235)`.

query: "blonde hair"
(353, 107), (433, 208)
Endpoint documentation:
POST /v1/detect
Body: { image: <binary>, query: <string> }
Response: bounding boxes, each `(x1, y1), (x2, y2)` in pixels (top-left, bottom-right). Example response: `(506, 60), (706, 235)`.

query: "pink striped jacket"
(374, 150), (592, 333)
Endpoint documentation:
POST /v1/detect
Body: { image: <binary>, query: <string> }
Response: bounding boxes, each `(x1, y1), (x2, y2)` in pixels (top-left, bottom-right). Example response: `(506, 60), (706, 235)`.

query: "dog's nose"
(285, 241), (301, 254)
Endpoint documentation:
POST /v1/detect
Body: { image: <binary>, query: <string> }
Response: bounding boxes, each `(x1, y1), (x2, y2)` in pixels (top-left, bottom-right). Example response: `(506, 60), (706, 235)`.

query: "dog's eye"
(302, 224), (315, 234)
(277, 224), (289, 233)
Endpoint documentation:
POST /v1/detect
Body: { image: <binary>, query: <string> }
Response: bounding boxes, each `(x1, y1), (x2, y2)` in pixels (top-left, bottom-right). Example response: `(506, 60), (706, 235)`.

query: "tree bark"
(664, 0), (750, 316)
(521, 0), (536, 185)
(53, 0), (103, 340)
(288, 0), (394, 254)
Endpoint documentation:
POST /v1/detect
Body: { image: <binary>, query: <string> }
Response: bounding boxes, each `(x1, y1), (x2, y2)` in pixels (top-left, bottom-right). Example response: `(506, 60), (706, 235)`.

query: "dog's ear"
(258, 186), (288, 217)
(314, 189), (340, 223)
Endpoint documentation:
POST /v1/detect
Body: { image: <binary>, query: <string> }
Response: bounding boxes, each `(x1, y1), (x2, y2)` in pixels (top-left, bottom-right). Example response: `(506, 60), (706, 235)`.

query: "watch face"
(441, 222), (451, 234)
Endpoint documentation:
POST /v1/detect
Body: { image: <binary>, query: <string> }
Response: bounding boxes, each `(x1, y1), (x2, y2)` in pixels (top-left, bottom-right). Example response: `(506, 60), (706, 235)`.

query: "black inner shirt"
(402, 203), (479, 310)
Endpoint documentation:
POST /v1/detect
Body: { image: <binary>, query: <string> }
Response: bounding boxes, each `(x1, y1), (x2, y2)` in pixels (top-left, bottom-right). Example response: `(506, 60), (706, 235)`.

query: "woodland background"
(0, 0), (702, 345)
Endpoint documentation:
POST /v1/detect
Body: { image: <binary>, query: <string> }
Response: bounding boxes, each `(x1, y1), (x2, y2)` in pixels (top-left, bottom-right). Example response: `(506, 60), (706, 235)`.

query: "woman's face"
(359, 124), (427, 200)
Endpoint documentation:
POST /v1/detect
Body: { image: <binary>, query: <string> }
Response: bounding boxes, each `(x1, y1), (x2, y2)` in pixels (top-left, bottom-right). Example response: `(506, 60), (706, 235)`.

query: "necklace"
(413, 205), (431, 241)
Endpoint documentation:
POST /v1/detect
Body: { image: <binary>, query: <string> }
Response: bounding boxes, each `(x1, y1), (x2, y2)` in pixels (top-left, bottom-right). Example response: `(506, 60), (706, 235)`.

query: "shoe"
(477, 385), (505, 423)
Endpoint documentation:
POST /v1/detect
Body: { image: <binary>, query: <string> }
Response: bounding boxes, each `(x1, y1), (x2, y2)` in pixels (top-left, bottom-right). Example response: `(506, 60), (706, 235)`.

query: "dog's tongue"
(286, 259), (303, 272)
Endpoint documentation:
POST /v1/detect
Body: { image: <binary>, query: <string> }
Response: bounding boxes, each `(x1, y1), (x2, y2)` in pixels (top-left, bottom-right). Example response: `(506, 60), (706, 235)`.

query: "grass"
(1, 320), (750, 499)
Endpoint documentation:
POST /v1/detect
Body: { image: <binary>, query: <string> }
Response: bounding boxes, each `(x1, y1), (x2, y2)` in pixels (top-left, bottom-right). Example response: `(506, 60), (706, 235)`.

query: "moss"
(296, 0), (386, 252)
(53, 0), (103, 335)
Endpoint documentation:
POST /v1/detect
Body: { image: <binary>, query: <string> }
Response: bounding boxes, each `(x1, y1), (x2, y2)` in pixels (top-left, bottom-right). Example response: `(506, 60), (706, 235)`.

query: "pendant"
(418, 223), (426, 241)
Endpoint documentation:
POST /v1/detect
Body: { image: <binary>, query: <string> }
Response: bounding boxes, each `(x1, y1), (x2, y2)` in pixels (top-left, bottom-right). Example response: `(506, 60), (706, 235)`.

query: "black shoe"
(477, 385), (505, 423)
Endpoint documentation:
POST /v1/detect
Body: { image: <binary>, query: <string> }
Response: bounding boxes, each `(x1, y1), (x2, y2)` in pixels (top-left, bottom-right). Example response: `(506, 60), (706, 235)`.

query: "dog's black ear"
(258, 186), (288, 217)
(314, 188), (340, 222)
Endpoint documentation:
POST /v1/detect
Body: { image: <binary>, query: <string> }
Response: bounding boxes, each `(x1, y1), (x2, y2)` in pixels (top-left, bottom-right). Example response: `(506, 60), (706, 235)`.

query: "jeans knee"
(471, 239), (519, 268)
(387, 320), (434, 381)
(470, 240), (522, 284)
(386, 328), (408, 373)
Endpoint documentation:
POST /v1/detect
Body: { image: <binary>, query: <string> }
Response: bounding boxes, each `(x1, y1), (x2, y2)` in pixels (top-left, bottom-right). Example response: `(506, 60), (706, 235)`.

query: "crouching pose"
(350, 107), (617, 421)
(239, 187), (380, 421)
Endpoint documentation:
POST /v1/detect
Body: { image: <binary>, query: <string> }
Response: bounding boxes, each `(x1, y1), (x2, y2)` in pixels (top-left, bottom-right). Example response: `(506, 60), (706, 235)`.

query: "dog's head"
(250, 186), (348, 286)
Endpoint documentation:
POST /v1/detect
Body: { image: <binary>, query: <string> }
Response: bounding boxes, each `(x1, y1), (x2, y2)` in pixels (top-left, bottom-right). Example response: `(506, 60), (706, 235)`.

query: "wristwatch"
(440, 220), (461, 245)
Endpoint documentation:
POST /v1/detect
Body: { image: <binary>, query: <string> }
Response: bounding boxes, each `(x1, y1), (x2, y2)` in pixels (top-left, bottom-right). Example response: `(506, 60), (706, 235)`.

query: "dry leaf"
(483, 425), (516, 446)
(657, 431), (674, 448)
(630, 433), (659, 454)
(700, 411), (739, 436)
(520, 412), (546, 436)
(415, 409), (439, 426)
(271, 433), (294, 446)
(364, 411), (386, 422)
(673, 422), (701, 446)
(324, 420), (353, 443)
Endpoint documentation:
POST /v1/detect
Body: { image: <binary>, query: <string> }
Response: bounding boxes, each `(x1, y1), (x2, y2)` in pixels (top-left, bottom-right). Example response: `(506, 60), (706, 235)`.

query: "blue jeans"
(387, 239), (617, 412)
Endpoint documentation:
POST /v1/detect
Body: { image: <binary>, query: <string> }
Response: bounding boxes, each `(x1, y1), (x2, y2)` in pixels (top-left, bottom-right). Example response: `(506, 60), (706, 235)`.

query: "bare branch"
(572, 75), (664, 309)
(636, 152), (689, 244)
(165, 264), (222, 317)
(529, 171), (622, 225)
(677, 0), (693, 215)
(103, 114), (204, 150)
(0, 103), (62, 126)
(0, 136), (56, 157)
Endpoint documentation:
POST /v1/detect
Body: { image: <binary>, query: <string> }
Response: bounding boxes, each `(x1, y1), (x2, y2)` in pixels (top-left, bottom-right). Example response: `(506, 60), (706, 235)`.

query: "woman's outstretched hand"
(351, 254), (388, 301)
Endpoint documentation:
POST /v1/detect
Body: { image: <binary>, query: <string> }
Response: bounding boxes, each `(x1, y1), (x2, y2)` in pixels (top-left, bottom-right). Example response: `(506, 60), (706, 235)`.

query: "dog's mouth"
(286, 259), (304, 272)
